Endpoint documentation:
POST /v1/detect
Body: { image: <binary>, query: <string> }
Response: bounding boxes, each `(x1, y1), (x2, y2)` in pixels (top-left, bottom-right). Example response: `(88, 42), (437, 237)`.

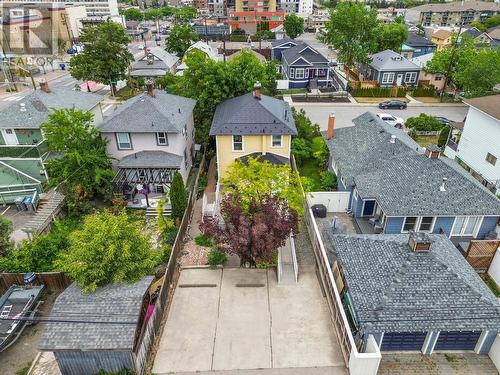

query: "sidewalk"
(0, 69), (70, 95)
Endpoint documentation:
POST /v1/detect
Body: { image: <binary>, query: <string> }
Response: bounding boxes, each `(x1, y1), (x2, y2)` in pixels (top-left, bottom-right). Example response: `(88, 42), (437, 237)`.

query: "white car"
(376, 113), (404, 129)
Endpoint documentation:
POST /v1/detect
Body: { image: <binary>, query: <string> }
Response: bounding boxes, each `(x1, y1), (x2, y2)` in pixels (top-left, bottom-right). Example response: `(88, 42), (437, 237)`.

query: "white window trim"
(271, 135), (283, 148)
(451, 215), (482, 236)
(232, 135), (244, 152)
(290, 68), (294, 79)
(404, 72), (417, 83)
(295, 68), (305, 79)
(418, 216), (435, 233)
(401, 216), (418, 233)
(382, 72), (395, 84)
(156, 132), (168, 146)
(116, 132), (132, 150)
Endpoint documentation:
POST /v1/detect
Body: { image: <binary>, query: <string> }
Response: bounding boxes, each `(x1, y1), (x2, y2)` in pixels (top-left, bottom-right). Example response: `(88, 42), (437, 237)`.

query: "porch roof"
(117, 150), (182, 169)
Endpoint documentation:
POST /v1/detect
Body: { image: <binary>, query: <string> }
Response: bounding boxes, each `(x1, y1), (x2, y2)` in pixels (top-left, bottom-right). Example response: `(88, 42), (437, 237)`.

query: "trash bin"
(59, 63), (66, 70)
(15, 197), (26, 211)
(311, 204), (327, 218)
(23, 196), (34, 212)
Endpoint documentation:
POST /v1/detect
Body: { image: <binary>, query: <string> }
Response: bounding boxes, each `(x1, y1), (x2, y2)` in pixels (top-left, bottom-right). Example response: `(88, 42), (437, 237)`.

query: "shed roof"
(325, 233), (500, 333)
(118, 150), (183, 169)
(38, 277), (153, 351)
(369, 50), (420, 72)
(210, 92), (297, 136)
(99, 91), (196, 133)
(0, 88), (102, 129)
(324, 112), (500, 216)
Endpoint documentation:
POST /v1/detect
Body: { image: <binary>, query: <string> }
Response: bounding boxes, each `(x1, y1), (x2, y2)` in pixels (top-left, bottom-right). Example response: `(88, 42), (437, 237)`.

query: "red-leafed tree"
(200, 194), (298, 266)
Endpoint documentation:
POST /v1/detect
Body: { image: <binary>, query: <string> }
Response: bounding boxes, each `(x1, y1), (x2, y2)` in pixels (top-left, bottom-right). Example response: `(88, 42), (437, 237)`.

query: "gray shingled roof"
(210, 93), (297, 136)
(0, 88), (102, 129)
(369, 50), (420, 72)
(38, 277), (153, 351)
(118, 150), (183, 169)
(406, 33), (435, 47)
(271, 37), (298, 48)
(99, 90), (196, 133)
(282, 43), (329, 65)
(324, 112), (500, 216)
(131, 47), (179, 75)
(325, 233), (500, 333)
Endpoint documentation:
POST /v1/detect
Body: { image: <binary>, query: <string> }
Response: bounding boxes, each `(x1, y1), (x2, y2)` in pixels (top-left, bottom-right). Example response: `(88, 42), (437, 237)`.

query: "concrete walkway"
(153, 267), (345, 374)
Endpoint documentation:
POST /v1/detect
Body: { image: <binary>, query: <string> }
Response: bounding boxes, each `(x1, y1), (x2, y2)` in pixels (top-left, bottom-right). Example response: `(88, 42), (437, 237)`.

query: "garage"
(434, 331), (481, 351)
(380, 332), (427, 351)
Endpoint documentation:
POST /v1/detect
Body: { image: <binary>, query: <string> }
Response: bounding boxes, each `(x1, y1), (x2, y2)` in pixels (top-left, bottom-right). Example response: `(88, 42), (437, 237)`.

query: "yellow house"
(210, 83), (297, 180)
(431, 29), (453, 52)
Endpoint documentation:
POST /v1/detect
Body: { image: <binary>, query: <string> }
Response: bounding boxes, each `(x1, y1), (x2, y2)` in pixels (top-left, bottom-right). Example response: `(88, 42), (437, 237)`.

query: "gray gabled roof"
(118, 150), (183, 169)
(325, 233), (500, 334)
(38, 277), (153, 351)
(131, 47), (179, 74)
(210, 92), (297, 136)
(271, 37), (299, 48)
(0, 88), (103, 129)
(99, 90), (196, 133)
(324, 112), (500, 216)
(406, 33), (435, 48)
(369, 50), (420, 72)
(282, 43), (329, 65)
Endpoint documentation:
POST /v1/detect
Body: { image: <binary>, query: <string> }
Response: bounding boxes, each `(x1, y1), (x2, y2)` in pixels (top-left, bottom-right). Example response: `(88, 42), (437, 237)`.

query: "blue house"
(280, 42), (333, 89)
(271, 38), (300, 60)
(359, 50), (421, 88)
(405, 32), (436, 57)
(324, 112), (500, 243)
(325, 232), (500, 354)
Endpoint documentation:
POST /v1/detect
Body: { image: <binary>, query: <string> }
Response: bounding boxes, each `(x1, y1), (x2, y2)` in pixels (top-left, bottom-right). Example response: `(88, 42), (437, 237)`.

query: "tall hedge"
(170, 171), (188, 223)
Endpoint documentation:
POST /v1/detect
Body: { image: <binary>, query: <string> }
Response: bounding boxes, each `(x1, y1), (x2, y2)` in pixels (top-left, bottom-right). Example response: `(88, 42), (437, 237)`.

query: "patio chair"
(373, 225), (383, 234)
(368, 214), (381, 226)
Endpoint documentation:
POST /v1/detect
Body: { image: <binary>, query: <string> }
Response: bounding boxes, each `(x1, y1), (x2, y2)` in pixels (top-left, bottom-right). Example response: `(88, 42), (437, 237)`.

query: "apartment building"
(228, 0), (284, 33)
(2, 0), (119, 17)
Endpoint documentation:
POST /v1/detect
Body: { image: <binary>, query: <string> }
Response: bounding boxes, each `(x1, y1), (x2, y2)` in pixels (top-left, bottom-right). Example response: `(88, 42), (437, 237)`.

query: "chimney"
(439, 177), (448, 192)
(425, 144), (441, 159)
(39, 79), (50, 93)
(146, 79), (155, 97)
(253, 81), (261, 100)
(408, 231), (432, 252)
(326, 113), (335, 140)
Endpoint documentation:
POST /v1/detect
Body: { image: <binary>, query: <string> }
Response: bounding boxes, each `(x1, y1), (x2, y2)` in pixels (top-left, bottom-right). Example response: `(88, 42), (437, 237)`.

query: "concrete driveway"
(152, 267), (346, 374)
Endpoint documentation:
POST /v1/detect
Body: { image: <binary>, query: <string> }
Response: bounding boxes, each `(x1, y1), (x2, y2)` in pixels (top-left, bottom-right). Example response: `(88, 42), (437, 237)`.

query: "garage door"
(434, 331), (481, 351)
(380, 332), (427, 351)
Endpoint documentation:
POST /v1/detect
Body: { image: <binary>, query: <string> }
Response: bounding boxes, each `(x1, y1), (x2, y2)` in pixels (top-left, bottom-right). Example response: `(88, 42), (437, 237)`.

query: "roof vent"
(439, 177), (447, 192)
(408, 231), (432, 252)
(20, 103), (26, 112)
(389, 135), (396, 144)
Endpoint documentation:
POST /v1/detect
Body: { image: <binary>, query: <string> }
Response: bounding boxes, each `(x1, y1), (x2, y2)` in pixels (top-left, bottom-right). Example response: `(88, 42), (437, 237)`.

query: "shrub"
(256, 250), (278, 269)
(197, 175), (208, 196)
(320, 171), (337, 191)
(207, 249), (227, 267)
(405, 114), (444, 131)
(412, 86), (436, 97)
(195, 233), (212, 247)
(438, 125), (450, 148)
(170, 171), (188, 224)
(311, 136), (329, 167)
(291, 138), (311, 166)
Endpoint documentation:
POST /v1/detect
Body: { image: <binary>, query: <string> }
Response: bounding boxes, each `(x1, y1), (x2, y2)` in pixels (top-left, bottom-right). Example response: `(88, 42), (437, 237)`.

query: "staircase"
(146, 204), (171, 217)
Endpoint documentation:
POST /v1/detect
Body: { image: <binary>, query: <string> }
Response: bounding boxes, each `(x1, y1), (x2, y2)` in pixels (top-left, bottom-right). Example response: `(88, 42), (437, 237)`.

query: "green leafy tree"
(322, 3), (378, 68)
(0, 216), (13, 256)
(170, 171), (188, 224)
(222, 157), (305, 217)
(438, 125), (450, 148)
(173, 6), (198, 22)
(57, 210), (156, 292)
(291, 138), (312, 166)
(165, 24), (199, 57)
(41, 108), (114, 201)
(375, 22), (408, 52)
(292, 108), (321, 140)
(69, 21), (133, 95)
(311, 136), (329, 168)
(144, 8), (162, 20)
(405, 114), (444, 131)
(283, 14), (304, 39)
(120, 8), (143, 21)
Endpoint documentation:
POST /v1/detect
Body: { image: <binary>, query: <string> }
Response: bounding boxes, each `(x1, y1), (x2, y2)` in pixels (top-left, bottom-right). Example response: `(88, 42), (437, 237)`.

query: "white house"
(444, 94), (500, 194)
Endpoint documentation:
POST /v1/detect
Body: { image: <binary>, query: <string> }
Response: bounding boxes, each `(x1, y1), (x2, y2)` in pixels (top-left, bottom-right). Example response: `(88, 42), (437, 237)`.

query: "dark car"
(434, 116), (450, 125)
(378, 100), (407, 110)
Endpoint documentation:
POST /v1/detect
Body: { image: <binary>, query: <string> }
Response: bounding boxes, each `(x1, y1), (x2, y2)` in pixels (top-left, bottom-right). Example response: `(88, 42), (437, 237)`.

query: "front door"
(396, 74), (403, 86)
(2, 129), (18, 145)
(362, 200), (376, 216)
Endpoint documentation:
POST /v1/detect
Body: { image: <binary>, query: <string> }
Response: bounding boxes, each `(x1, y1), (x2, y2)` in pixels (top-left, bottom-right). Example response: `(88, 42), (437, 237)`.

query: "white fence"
(307, 192), (351, 213)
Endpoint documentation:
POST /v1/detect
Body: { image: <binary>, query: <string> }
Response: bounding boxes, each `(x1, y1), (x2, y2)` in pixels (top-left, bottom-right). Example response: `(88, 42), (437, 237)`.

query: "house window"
(271, 135), (282, 147)
(419, 216), (434, 232)
(486, 152), (497, 166)
(402, 216), (418, 232)
(156, 132), (168, 146)
(232, 135), (243, 151)
(435, 74), (443, 81)
(295, 68), (305, 79)
(452, 216), (480, 236)
(290, 68), (295, 78)
(116, 132), (132, 150)
(404, 72), (417, 83)
(381, 73), (395, 84)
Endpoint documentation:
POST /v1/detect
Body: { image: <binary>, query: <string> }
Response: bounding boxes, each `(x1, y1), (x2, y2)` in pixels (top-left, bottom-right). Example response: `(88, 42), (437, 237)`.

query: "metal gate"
(381, 332), (427, 351)
(434, 331), (481, 351)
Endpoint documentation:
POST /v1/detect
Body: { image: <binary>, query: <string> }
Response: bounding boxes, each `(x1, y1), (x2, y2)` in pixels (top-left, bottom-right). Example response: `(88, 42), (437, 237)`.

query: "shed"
(38, 277), (154, 375)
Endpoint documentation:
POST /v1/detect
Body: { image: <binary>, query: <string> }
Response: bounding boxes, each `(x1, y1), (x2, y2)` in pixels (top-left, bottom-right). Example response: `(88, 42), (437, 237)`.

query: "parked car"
(376, 113), (404, 129)
(378, 100), (407, 110)
(434, 116), (450, 125)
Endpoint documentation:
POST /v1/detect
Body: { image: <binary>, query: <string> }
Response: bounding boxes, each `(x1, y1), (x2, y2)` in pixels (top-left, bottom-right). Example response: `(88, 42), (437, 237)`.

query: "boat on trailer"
(0, 276), (44, 352)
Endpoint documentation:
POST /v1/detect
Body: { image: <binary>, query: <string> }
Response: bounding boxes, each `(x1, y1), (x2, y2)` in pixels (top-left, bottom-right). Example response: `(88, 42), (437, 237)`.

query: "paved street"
(293, 103), (469, 130)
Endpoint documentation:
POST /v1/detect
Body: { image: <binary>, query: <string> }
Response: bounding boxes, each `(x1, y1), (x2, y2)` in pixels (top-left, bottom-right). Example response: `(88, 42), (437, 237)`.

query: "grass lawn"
(353, 97), (409, 104)
(480, 274), (500, 297)
(414, 134), (439, 147)
(298, 158), (322, 191)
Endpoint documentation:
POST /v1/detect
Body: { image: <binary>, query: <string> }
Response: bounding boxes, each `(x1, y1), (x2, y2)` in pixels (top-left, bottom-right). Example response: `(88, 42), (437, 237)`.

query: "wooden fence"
(0, 272), (71, 294)
(134, 153), (206, 375)
(465, 240), (500, 272)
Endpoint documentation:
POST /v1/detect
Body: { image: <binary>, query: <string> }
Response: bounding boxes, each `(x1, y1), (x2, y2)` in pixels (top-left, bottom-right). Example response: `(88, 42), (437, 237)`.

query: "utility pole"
(223, 30), (227, 63)
(440, 21), (464, 101)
